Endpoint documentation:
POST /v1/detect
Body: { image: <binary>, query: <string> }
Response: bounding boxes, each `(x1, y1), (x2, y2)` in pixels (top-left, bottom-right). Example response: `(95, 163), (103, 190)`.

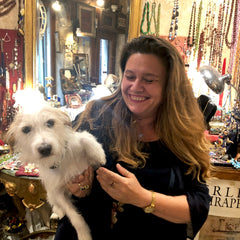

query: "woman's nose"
(131, 78), (144, 91)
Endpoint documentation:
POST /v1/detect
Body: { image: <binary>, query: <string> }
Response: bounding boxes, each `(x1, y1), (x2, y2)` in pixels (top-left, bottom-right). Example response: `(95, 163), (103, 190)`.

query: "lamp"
(96, 0), (104, 7)
(199, 65), (232, 94)
(52, 0), (61, 11)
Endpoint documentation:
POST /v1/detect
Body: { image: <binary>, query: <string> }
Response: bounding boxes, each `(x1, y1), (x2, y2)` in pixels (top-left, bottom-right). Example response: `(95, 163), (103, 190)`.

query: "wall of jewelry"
(0, 30), (24, 132)
(139, 0), (240, 112)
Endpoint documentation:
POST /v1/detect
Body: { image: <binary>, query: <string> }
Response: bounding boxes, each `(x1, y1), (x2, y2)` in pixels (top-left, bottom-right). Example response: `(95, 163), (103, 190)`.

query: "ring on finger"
(78, 183), (90, 191)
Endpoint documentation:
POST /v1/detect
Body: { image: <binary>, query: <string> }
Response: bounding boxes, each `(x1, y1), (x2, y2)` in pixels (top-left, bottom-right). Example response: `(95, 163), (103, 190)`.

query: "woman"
(55, 35), (211, 240)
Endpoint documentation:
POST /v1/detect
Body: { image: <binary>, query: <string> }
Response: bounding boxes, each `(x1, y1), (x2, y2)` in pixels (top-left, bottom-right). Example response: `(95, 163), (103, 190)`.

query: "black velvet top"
(54, 100), (210, 240)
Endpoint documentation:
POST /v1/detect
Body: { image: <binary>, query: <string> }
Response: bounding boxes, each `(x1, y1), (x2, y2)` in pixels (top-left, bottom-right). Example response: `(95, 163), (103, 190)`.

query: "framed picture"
(65, 93), (82, 109)
(99, 11), (116, 31)
(78, 4), (96, 37)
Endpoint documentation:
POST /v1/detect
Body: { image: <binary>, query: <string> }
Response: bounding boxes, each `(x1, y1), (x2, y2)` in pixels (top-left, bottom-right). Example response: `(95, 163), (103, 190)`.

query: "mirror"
(24, 0), (130, 106)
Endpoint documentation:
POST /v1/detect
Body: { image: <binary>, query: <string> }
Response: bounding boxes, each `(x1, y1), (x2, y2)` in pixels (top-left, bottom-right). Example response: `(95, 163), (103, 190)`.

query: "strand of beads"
(168, 0), (179, 41)
(187, 1), (196, 48)
(156, 3), (161, 37)
(149, 2), (157, 35)
(193, 0), (203, 57)
(140, 2), (150, 35)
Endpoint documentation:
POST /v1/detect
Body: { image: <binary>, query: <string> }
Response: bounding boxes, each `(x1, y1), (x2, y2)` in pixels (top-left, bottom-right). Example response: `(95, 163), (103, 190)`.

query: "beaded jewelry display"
(168, 0), (179, 41)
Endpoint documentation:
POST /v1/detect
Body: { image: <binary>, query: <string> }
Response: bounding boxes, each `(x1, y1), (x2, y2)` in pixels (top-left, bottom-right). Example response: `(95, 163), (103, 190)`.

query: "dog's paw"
(52, 206), (64, 219)
(98, 154), (106, 166)
(50, 212), (60, 220)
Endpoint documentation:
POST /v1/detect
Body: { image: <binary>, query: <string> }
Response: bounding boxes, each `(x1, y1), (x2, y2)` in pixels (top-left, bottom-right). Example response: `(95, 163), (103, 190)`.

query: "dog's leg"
(54, 192), (92, 240)
(79, 131), (106, 167)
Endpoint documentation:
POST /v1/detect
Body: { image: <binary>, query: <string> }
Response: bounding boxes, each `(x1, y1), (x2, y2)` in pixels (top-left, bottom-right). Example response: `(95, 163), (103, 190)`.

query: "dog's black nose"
(38, 143), (52, 157)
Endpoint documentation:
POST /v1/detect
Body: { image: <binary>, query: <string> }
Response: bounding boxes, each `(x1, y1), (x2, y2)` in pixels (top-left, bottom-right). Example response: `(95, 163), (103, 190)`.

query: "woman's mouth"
(129, 94), (147, 102)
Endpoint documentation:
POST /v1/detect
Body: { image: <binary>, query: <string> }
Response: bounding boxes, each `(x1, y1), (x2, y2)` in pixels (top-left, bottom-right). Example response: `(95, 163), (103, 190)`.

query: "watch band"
(143, 190), (155, 213)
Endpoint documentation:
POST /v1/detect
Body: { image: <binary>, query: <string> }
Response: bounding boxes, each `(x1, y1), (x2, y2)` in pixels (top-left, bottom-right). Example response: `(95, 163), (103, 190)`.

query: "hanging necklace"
(149, 2), (157, 35)
(232, 27), (240, 89)
(225, 0), (238, 48)
(168, 0), (179, 41)
(187, 1), (196, 48)
(156, 3), (161, 37)
(197, 31), (204, 71)
(227, 0), (240, 74)
(140, 2), (150, 35)
(193, 0), (203, 57)
(216, 3), (226, 72)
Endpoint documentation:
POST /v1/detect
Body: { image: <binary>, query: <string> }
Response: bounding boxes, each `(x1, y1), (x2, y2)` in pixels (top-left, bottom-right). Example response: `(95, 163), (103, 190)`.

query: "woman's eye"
(143, 79), (154, 83)
(22, 126), (31, 134)
(46, 120), (55, 128)
(125, 75), (135, 81)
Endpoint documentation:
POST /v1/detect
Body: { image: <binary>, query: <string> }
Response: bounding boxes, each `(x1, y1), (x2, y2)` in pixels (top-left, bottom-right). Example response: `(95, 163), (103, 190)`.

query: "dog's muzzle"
(38, 143), (52, 157)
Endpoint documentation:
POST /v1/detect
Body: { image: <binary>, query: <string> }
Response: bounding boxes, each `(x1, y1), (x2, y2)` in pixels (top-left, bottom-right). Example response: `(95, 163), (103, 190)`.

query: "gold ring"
(78, 184), (90, 191)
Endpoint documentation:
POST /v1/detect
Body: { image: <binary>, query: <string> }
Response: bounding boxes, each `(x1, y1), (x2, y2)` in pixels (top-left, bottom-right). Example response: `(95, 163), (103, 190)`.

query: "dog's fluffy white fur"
(6, 105), (106, 240)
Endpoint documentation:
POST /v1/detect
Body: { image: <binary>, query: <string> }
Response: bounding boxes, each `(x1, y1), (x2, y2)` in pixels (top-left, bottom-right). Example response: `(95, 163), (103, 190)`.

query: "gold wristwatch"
(143, 191), (155, 213)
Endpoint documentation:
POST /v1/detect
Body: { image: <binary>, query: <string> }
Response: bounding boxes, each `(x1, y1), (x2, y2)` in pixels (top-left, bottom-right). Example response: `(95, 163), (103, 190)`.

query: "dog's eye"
(46, 120), (55, 128)
(22, 126), (31, 134)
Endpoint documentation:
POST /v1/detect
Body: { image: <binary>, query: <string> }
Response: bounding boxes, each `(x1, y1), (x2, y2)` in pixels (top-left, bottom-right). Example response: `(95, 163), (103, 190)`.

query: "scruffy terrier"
(6, 105), (106, 240)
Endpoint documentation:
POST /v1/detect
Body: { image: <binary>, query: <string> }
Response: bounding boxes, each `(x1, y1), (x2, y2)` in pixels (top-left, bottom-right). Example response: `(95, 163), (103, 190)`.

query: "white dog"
(6, 105), (106, 240)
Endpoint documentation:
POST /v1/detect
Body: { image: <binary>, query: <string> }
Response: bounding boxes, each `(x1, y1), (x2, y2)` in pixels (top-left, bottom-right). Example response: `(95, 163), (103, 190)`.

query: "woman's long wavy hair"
(76, 35), (211, 181)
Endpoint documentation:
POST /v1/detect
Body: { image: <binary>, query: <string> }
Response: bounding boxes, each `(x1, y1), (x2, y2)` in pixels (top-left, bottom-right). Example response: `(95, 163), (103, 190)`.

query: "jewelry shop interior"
(0, 0), (240, 239)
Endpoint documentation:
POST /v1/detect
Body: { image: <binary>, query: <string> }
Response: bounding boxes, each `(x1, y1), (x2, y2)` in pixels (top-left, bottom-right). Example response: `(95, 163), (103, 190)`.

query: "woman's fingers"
(67, 166), (94, 197)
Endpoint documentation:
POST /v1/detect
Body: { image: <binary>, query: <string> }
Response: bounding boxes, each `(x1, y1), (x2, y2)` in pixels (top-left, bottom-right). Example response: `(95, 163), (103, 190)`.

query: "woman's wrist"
(134, 188), (153, 208)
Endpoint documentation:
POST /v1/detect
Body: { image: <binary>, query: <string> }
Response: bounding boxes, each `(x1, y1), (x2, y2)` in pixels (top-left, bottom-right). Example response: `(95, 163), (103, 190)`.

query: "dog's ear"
(55, 108), (72, 127)
(5, 112), (23, 148)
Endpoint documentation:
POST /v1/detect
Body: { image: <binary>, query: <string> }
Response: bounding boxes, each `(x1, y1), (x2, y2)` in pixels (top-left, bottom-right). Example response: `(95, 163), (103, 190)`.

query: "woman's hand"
(66, 166), (94, 198)
(96, 163), (150, 208)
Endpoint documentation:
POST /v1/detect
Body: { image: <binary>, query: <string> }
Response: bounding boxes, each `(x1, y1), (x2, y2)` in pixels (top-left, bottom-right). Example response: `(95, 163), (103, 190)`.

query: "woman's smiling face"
(121, 53), (167, 120)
